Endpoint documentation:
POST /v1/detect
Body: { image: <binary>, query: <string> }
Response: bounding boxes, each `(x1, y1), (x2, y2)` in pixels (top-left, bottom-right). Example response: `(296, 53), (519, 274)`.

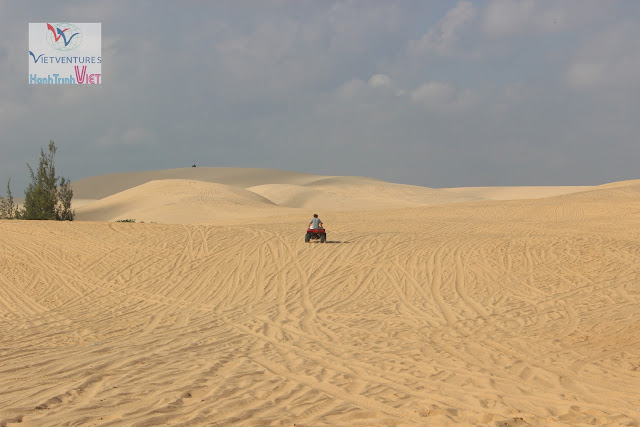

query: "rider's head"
(313, 214), (318, 218)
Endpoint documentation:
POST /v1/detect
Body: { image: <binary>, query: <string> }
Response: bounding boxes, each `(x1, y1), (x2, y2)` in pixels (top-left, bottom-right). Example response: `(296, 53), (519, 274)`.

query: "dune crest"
(71, 167), (329, 199)
(74, 168), (485, 222)
(440, 186), (593, 200)
(248, 181), (479, 210)
(306, 176), (483, 205)
(595, 179), (640, 189)
(76, 179), (279, 223)
(247, 183), (355, 209)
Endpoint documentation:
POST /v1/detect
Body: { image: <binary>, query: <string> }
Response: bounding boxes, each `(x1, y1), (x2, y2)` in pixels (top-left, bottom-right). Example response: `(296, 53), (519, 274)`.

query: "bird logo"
(45, 23), (82, 51)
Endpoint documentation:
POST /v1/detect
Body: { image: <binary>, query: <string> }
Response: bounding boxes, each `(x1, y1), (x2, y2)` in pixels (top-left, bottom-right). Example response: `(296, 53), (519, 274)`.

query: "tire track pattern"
(1, 195), (639, 426)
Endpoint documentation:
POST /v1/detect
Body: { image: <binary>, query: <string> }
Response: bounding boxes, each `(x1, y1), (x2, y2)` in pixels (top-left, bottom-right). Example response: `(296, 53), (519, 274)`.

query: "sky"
(1, 0), (640, 196)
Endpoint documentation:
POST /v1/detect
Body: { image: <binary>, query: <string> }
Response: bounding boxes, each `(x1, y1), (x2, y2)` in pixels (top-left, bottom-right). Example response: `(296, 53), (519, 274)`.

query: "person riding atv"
(305, 214), (327, 243)
(309, 214), (323, 230)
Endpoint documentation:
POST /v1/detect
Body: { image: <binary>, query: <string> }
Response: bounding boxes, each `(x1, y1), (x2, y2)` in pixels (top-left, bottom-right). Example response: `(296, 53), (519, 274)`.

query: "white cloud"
(332, 75), (402, 107)
(409, 1), (476, 56)
(368, 74), (392, 89)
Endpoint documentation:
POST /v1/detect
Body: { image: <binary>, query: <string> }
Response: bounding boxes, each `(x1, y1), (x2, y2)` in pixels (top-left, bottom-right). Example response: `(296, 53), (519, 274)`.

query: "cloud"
(368, 74), (406, 96)
(333, 75), (477, 114)
(409, 1), (476, 56)
(335, 74), (398, 98)
(368, 74), (392, 89)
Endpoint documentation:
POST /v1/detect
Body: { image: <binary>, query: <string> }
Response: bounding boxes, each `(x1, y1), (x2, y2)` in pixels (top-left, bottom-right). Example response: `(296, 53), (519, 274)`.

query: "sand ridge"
(71, 167), (332, 200)
(439, 186), (593, 200)
(1, 170), (640, 426)
(76, 179), (284, 224)
(74, 167), (483, 223)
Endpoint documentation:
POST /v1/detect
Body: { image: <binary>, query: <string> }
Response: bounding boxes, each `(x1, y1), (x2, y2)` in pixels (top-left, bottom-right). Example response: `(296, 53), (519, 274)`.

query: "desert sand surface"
(1, 169), (640, 426)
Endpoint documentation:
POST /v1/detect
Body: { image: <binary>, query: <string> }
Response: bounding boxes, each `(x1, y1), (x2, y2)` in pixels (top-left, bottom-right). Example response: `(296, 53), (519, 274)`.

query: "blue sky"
(1, 0), (640, 195)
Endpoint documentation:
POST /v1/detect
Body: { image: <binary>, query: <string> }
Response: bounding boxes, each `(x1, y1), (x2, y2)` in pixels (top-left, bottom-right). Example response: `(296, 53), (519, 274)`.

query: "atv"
(305, 228), (327, 243)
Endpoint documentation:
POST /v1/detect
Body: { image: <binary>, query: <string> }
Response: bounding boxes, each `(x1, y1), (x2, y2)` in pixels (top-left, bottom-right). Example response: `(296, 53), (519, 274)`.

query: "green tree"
(22, 140), (74, 221)
(0, 179), (17, 219)
(56, 177), (75, 221)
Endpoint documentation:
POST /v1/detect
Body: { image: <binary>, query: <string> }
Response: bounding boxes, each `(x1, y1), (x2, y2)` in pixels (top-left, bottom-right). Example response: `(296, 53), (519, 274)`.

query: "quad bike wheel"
(305, 228), (326, 243)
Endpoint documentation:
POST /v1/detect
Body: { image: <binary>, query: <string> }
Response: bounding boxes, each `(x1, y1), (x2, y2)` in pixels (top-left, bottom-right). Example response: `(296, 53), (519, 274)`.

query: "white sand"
(1, 168), (639, 426)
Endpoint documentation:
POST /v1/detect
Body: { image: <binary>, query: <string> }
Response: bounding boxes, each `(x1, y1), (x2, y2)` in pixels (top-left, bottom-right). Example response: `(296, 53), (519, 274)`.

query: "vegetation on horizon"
(0, 179), (18, 219)
(0, 140), (75, 221)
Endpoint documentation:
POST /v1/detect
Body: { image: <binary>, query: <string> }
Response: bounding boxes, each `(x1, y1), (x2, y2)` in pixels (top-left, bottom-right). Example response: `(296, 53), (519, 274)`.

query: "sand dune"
(76, 179), (280, 224)
(2, 172), (640, 426)
(248, 180), (478, 211)
(307, 176), (483, 205)
(564, 179), (640, 199)
(594, 179), (640, 190)
(247, 183), (359, 210)
(71, 167), (330, 199)
(74, 168), (483, 222)
(440, 186), (593, 200)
